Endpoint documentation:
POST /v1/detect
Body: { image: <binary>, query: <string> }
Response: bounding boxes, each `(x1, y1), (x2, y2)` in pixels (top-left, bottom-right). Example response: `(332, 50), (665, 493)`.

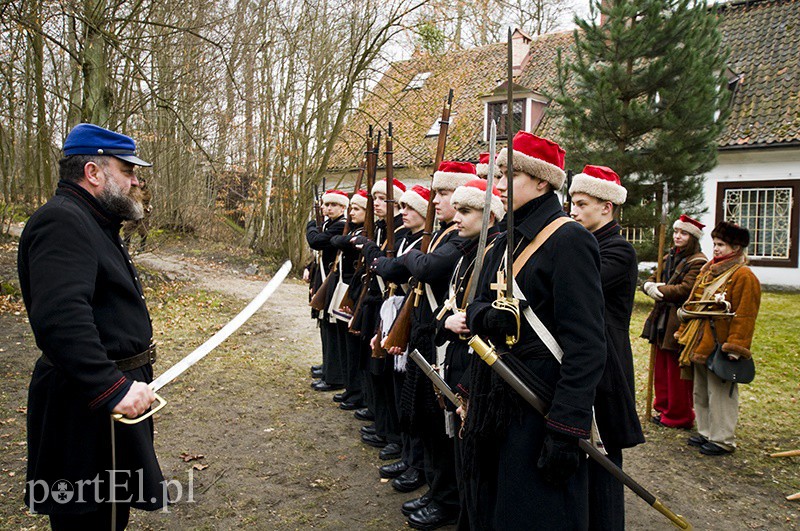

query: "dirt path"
(134, 249), (799, 530)
(1, 243), (797, 529)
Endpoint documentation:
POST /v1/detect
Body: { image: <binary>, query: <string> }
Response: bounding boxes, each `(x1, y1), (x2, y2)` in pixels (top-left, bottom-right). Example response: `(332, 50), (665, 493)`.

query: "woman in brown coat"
(642, 215), (707, 429)
(676, 221), (761, 455)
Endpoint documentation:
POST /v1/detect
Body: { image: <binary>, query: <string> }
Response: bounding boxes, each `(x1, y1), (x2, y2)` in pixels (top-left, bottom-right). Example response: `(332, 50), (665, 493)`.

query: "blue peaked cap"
(63, 123), (152, 167)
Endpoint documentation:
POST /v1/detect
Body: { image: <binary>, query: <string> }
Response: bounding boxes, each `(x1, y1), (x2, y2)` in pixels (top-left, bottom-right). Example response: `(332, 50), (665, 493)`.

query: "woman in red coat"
(642, 215), (707, 429)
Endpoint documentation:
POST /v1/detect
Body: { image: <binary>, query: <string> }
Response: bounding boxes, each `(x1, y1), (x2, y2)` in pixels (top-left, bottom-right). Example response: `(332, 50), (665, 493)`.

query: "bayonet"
(489, 28), (521, 347)
(464, 120), (497, 306)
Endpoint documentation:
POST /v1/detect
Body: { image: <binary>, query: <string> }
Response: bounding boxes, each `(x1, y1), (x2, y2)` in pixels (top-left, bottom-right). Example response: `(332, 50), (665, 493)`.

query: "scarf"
(677, 253), (745, 367)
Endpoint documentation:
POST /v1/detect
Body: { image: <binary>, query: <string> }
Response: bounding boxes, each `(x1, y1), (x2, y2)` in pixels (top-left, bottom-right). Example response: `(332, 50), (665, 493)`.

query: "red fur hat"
(321, 189), (349, 208)
(673, 214), (705, 240)
(496, 131), (566, 189)
(399, 185), (430, 218)
(569, 165), (627, 205)
(451, 179), (505, 221)
(432, 161), (477, 191)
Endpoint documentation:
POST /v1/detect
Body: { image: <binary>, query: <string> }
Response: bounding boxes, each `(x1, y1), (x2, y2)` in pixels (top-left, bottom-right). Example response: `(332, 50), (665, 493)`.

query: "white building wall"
(700, 146), (800, 287)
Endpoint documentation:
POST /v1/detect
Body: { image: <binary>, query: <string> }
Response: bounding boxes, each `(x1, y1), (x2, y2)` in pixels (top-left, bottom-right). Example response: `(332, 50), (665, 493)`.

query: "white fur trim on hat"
(673, 219), (703, 239)
(371, 180), (405, 199)
(476, 163), (489, 177)
(399, 189), (428, 218)
(451, 186), (505, 221)
(350, 194), (367, 210)
(496, 147), (566, 189)
(432, 171), (474, 191)
(322, 191), (349, 208)
(569, 174), (627, 205)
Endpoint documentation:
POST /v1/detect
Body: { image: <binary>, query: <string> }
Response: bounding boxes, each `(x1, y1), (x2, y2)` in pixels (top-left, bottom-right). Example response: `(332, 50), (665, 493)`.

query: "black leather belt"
(40, 344), (157, 371)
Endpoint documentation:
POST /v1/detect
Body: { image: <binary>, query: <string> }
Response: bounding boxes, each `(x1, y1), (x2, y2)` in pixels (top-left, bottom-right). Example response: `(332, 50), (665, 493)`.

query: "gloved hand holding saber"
(113, 260), (293, 424)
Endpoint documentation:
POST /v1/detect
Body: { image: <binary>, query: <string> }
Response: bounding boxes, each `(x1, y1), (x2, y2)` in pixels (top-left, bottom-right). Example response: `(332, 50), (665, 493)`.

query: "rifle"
(307, 185), (323, 301)
(383, 89), (454, 354)
(645, 181), (669, 420)
(348, 127), (380, 334)
(371, 123), (398, 358)
(336, 156), (368, 318)
(311, 154), (367, 313)
(563, 169), (574, 213)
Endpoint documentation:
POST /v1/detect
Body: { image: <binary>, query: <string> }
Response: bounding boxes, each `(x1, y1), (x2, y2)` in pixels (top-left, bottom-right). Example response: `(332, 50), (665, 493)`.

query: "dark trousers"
(588, 446), (624, 531)
(372, 364), (400, 444)
(50, 504), (130, 530)
(393, 370), (424, 470)
(453, 416), (473, 531)
(362, 369), (374, 413)
(320, 319), (344, 385)
(422, 425), (459, 510)
(343, 330), (363, 403)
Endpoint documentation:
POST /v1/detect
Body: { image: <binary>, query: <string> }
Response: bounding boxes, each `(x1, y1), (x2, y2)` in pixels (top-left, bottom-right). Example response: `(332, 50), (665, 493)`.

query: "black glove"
(537, 429), (582, 486)
(306, 219), (318, 230)
(482, 307), (517, 336)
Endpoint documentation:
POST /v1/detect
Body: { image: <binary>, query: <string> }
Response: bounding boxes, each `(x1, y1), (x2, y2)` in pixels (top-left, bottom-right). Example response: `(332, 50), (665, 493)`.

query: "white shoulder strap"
(512, 278), (563, 363)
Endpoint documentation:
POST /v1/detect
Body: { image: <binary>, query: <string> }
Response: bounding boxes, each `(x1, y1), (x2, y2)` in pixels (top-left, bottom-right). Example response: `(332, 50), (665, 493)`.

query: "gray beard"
(98, 179), (144, 221)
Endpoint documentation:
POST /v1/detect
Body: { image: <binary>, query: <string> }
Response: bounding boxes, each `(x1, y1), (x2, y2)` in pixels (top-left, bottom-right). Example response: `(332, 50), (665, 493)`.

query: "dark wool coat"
(435, 229), (499, 402)
(305, 215), (345, 293)
(374, 223), (465, 432)
(592, 221), (645, 449)
(18, 180), (164, 514)
(357, 216), (408, 372)
(642, 249), (707, 351)
(465, 192), (606, 529)
(330, 223), (363, 284)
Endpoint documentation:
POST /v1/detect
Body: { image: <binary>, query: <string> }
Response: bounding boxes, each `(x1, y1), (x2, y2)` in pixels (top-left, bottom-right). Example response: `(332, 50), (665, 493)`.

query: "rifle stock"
(378, 290), (414, 356)
(309, 269), (335, 311)
(383, 90), (453, 354)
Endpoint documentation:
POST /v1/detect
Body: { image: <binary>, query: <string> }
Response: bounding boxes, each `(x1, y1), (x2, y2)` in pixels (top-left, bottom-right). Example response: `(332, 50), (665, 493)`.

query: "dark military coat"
(465, 192), (606, 530)
(375, 222), (465, 432)
(592, 221), (645, 449)
(18, 180), (164, 514)
(305, 214), (345, 293)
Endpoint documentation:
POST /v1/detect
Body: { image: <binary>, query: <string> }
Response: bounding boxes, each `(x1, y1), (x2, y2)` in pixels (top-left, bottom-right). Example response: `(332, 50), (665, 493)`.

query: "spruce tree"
(554, 0), (731, 255)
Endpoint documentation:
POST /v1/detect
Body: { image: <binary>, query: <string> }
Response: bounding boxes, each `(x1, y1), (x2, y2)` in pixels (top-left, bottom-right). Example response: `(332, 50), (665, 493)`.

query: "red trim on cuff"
(547, 418), (590, 439)
(89, 376), (128, 409)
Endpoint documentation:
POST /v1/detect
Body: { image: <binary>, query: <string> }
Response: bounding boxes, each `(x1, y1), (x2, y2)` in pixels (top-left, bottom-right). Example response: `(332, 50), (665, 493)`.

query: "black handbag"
(705, 320), (755, 384)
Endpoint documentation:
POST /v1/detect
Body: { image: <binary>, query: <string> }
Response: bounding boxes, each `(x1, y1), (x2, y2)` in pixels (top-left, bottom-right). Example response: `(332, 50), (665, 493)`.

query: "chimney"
(511, 29), (531, 75)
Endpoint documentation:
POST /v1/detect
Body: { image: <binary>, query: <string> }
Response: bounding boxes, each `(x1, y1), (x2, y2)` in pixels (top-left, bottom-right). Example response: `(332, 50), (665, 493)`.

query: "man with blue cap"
(18, 123), (166, 529)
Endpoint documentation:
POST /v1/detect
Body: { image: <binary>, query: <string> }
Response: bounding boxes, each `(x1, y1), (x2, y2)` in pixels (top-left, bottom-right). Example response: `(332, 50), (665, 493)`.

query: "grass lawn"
(630, 289), (800, 494)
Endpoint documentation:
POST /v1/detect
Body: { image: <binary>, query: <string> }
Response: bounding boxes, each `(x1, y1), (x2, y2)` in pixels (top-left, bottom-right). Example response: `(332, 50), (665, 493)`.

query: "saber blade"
(150, 260), (292, 392)
(465, 120), (497, 306)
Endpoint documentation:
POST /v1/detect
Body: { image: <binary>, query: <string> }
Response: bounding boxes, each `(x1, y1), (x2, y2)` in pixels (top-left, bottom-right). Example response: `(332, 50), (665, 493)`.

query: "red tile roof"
(329, 0), (800, 170)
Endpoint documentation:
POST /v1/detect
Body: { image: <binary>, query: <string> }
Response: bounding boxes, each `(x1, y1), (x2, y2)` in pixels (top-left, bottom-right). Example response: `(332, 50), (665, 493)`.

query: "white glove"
(644, 282), (665, 300)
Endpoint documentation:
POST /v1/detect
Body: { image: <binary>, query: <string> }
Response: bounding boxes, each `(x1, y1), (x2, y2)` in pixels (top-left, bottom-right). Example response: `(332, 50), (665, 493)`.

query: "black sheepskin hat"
(711, 221), (750, 248)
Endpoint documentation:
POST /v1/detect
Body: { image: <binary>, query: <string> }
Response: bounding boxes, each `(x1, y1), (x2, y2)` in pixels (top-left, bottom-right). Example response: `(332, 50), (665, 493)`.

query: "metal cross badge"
(491, 269), (507, 300)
